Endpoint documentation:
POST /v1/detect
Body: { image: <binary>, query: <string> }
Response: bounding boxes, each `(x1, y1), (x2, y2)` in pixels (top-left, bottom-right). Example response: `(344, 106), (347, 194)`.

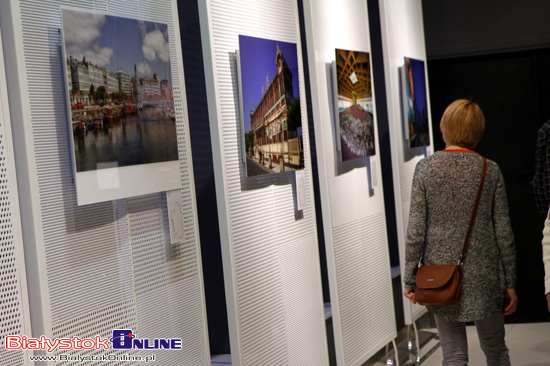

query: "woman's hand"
(546, 293), (550, 313)
(504, 288), (518, 315)
(404, 288), (417, 304)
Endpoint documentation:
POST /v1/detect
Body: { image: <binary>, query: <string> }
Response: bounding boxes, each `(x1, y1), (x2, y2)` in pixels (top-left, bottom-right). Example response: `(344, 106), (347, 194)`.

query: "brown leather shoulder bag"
(414, 157), (487, 306)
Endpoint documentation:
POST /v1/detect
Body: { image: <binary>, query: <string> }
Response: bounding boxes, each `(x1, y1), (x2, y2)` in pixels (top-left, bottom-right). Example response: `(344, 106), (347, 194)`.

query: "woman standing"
(403, 100), (517, 365)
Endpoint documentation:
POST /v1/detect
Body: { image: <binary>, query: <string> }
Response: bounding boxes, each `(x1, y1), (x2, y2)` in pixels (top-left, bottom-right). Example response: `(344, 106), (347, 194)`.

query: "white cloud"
(142, 29), (170, 62)
(138, 20), (147, 38)
(62, 10), (113, 67)
(136, 61), (152, 77)
(85, 44), (113, 67)
(63, 10), (105, 47)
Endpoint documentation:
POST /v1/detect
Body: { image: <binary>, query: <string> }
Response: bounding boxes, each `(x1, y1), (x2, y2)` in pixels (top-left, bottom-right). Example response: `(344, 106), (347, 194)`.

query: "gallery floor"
(420, 322), (550, 366)
(365, 321), (550, 366)
(212, 319), (550, 365)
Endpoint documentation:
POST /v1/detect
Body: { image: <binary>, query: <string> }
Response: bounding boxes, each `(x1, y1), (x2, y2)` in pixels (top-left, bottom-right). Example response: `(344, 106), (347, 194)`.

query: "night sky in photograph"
(238, 35), (300, 133)
(410, 58), (427, 118)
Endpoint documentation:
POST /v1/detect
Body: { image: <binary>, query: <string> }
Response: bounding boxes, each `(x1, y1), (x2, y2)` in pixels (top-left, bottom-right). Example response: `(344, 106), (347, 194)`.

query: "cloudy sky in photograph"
(61, 9), (172, 82)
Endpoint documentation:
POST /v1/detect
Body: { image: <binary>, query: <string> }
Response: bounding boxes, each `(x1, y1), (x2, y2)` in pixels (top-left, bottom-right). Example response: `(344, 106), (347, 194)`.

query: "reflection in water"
(74, 107), (178, 172)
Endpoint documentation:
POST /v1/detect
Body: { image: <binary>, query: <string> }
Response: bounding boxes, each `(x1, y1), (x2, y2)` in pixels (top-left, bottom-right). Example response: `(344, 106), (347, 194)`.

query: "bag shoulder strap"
(458, 157), (487, 265)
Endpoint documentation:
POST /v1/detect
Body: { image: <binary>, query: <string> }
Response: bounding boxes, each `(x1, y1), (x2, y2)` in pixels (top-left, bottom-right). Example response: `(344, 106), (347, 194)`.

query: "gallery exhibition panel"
(0, 25), (33, 366)
(199, 0), (329, 364)
(301, 0), (397, 365)
(0, 0), (210, 365)
(379, 0), (435, 325)
(0, 0), (453, 364)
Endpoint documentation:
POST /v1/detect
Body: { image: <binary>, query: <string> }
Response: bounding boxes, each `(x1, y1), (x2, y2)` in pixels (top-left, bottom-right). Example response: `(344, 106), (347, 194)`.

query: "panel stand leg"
(385, 339), (399, 366)
(407, 321), (420, 365)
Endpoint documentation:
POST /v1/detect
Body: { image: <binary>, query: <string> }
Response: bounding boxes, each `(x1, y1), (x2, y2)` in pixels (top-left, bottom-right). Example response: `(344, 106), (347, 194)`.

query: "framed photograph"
(237, 35), (304, 177)
(334, 48), (376, 162)
(61, 9), (181, 205)
(402, 57), (430, 148)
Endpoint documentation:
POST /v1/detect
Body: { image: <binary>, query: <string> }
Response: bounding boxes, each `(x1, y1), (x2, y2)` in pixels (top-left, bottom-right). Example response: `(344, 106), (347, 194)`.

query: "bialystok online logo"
(5, 329), (182, 352)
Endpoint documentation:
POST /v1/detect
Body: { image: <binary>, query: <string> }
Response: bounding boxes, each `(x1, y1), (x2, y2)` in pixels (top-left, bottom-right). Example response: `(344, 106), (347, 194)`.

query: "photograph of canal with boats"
(62, 9), (178, 173)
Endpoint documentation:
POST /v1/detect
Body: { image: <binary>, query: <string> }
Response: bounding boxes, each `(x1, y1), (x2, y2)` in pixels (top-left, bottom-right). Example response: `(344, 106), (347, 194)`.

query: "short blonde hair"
(440, 99), (485, 149)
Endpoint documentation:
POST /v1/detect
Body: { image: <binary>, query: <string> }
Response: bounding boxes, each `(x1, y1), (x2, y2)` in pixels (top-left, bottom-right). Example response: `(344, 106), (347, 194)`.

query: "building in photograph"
(248, 45), (303, 172)
(69, 56), (90, 93)
(117, 69), (132, 96)
(68, 56), (91, 105)
(160, 78), (172, 99)
(88, 63), (103, 92)
(65, 58), (72, 93)
(67, 56), (123, 105)
(139, 78), (162, 98)
(137, 76), (173, 112)
(106, 71), (119, 95)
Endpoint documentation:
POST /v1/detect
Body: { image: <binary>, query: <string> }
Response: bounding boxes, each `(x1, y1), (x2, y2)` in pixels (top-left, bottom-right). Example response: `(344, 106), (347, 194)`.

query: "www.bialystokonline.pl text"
(28, 353), (156, 363)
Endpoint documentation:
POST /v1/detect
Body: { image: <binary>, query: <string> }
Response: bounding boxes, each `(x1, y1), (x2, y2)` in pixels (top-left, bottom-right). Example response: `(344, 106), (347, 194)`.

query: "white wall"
(301, 1), (397, 365)
(0, 1), (210, 365)
(198, 1), (329, 365)
(379, 0), (435, 325)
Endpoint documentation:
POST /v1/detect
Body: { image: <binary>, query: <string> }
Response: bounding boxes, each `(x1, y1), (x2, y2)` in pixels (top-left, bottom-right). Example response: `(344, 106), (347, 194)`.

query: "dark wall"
(296, 0), (331, 304)
(367, 0), (400, 270)
(423, 0), (550, 323)
(367, 0), (404, 330)
(177, 0), (230, 355)
(427, 48), (550, 323)
(422, 0), (550, 59)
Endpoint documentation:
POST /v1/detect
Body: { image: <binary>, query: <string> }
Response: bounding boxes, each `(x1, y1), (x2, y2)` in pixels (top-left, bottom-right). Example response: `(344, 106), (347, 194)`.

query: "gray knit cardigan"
(404, 151), (516, 322)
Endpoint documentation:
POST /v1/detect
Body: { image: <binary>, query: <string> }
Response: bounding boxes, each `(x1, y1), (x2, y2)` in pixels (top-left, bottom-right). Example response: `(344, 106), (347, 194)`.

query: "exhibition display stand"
(301, 0), (398, 365)
(0, 1), (210, 365)
(199, 0), (329, 364)
(379, 0), (436, 362)
(0, 25), (33, 366)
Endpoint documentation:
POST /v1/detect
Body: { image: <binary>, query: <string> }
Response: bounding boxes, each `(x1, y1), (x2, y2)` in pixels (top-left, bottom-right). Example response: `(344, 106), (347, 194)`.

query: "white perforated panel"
(301, 1), (397, 365)
(199, 0), (328, 365)
(333, 215), (396, 364)
(379, 0), (434, 324)
(52, 298), (139, 366)
(0, 25), (32, 366)
(1, 0), (209, 364)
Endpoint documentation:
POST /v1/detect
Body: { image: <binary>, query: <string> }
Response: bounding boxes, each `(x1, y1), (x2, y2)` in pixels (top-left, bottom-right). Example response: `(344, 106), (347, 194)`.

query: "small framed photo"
(237, 35), (304, 177)
(333, 48), (376, 162)
(402, 57), (430, 148)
